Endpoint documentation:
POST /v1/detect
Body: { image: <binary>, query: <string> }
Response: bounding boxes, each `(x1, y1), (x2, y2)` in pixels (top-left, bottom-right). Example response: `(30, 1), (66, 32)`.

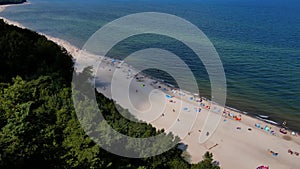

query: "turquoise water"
(1, 0), (300, 130)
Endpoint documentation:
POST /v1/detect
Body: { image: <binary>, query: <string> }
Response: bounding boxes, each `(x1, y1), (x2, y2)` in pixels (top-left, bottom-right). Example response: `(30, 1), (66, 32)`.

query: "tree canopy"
(0, 19), (73, 84)
(0, 0), (26, 5)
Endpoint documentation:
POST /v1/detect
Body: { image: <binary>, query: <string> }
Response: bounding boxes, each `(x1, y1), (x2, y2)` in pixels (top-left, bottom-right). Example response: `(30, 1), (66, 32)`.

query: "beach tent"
(166, 94), (172, 99)
(264, 126), (270, 131)
(140, 84), (145, 87)
(255, 123), (261, 128)
(183, 107), (188, 111)
(190, 97), (194, 100)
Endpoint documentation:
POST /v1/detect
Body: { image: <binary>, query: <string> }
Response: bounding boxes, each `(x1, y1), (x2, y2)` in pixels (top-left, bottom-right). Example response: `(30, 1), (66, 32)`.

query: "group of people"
(288, 149), (299, 156)
(223, 110), (242, 121)
(268, 149), (300, 157)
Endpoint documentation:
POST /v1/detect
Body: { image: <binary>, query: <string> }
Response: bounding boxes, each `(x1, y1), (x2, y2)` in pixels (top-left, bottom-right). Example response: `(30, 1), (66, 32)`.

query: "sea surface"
(1, 0), (300, 130)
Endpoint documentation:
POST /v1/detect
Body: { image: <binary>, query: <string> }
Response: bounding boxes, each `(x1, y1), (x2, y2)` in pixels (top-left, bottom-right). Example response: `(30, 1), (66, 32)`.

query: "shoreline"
(0, 6), (293, 131)
(1, 8), (300, 168)
(0, 1), (30, 13)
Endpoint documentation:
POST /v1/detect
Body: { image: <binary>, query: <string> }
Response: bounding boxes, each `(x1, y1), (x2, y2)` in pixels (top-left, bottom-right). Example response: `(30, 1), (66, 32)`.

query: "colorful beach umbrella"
(257, 166), (269, 169)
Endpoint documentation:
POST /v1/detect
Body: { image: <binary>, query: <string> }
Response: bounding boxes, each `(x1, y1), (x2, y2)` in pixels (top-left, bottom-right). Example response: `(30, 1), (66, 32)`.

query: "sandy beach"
(95, 58), (300, 169)
(1, 5), (300, 169)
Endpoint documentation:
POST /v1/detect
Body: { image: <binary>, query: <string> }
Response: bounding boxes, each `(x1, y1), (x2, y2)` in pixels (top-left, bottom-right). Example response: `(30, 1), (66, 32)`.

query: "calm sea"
(1, 0), (300, 130)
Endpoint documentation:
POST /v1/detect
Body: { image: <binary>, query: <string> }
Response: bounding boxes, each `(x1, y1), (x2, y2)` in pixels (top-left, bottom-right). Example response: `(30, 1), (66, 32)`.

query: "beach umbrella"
(183, 107), (188, 111)
(235, 117), (242, 121)
(257, 166), (269, 169)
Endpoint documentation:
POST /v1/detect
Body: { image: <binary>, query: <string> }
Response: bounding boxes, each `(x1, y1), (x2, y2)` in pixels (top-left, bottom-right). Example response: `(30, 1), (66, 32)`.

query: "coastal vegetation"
(0, 19), (219, 168)
(0, 0), (26, 5)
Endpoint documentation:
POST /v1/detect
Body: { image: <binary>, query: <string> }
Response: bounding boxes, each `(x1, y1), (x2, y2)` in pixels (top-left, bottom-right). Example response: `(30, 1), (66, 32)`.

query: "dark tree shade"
(0, 0), (26, 5)
(0, 19), (73, 84)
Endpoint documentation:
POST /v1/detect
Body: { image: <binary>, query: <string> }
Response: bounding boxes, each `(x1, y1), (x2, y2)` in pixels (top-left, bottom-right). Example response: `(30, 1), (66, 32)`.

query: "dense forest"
(0, 0), (26, 5)
(0, 19), (220, 169)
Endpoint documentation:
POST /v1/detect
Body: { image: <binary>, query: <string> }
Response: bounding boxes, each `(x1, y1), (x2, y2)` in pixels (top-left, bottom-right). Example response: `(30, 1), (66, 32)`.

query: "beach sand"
(95, 59), (300, 169)
(1, 6), (300, 169)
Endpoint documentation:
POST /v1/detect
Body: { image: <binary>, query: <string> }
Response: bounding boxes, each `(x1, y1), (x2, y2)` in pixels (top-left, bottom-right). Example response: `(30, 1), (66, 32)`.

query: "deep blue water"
(1, 0), (300, 130)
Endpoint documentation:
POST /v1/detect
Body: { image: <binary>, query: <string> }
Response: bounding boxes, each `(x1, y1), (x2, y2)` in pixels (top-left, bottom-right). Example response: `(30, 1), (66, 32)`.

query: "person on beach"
(268, 149), (278, 156)
(288, 149), (299, 156)
(282, 120), (287, 126)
